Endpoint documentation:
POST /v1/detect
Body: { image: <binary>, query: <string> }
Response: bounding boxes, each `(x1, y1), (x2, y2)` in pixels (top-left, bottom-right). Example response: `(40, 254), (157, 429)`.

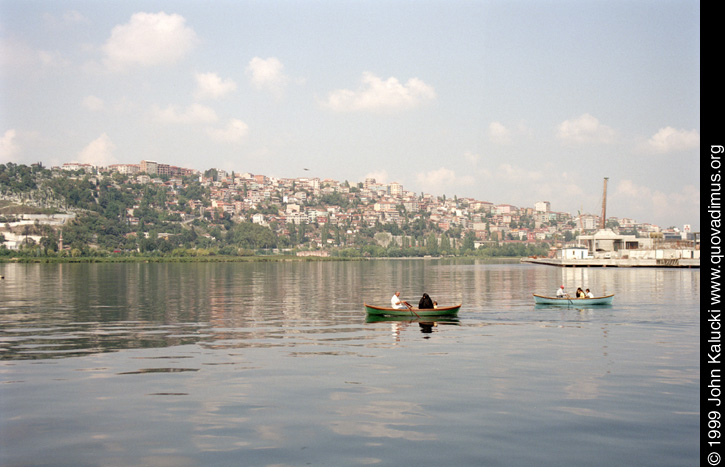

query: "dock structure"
(522, 228), (699, 268)
(521, 256), (699, 268)
(523, 178), (699, 268)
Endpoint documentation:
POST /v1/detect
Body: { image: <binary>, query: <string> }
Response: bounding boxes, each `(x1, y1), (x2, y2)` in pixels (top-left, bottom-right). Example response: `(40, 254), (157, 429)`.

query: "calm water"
(0, 260), (699, 466)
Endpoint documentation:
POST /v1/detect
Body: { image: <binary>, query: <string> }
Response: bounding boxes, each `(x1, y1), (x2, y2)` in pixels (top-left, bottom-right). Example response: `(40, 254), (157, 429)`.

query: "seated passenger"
(418, 293), (434, 309)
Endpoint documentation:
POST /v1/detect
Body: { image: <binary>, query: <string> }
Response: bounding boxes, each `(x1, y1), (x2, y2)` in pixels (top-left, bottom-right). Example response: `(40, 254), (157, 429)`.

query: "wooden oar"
(405, 302), (420, 319)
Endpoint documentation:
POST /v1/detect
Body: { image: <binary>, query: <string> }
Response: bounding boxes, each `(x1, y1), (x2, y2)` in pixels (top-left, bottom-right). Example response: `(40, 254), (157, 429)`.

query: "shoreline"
(0, 255), (525, 264)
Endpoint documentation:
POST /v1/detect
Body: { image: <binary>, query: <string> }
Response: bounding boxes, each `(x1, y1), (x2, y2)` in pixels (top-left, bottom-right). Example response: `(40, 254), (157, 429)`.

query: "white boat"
(533, 294), (614, 306)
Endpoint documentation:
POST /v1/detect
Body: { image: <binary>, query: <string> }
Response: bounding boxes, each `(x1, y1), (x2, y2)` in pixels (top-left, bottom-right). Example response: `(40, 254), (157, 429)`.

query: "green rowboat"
(364, 303), (462, 317)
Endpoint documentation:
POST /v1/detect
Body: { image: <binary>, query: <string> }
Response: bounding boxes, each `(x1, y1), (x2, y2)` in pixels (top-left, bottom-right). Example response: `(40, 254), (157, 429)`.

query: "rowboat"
(364, 303), (462, 317)
(533, 294), (614, 306)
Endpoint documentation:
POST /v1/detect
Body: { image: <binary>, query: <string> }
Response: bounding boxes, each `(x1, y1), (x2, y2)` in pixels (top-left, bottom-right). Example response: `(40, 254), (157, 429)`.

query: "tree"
(439, 233), (452, 255)
(204, 168), (219, 181)
(426, 232), (439, 256)
(297, 222), (307, 245)
(321, 224), (330, 244)
(40, 234), (58, 255)
(227, 221), (278, 249)
(461, 230), (476, 254)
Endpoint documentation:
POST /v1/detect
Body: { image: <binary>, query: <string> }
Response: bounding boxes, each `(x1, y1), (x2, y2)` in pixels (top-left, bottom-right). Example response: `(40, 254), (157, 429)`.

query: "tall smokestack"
(600, 177), (609, 230)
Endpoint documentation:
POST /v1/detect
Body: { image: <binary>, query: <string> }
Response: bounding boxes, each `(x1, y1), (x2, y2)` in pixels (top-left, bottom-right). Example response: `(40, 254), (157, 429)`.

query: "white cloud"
(613, 179), (699, 228)
(0, 39), (32, 70)
(556, 113), (616, 144)
(153, 104), (218, 124)
(464, 151), (481, 165)
(82, 95), (105, 112)
(496, 163), (545, 183)
(78, 133), (117, 166)
(614, 179), (656, 201)
(194, 72), (237, 100)
(488, 121), (532, 145)
(364, 170), (389, 184)
(0, 38), (69, 71)
(245, 57), (289, 98)
(44, 10), (90, 28)
(62, 10), (89, 25)
(415, 167), (473, 195)
(37, 50), (71, 68)
(102, 12), (198, 71)
(0, 129), (19, 161)
(641, 127), (700, 154)
(472, 163), (582, 209)
(488, 122), (512, 145)
(324, 72), (436, 112)
(206, 119), (249, 143)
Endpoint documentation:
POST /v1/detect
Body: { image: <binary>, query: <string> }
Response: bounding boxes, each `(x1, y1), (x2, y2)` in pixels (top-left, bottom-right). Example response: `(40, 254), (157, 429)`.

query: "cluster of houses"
(45, 160), (695, 253)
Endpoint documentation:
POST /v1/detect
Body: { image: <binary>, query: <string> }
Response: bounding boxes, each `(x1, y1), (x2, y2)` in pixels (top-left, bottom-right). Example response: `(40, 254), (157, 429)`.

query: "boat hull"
(364, 303), (461, 317)
(533, 294), (614, 306)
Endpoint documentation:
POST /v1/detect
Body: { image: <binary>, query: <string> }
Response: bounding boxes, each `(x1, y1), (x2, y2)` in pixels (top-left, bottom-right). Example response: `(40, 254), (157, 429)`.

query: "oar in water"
(405, 302), (420, 318)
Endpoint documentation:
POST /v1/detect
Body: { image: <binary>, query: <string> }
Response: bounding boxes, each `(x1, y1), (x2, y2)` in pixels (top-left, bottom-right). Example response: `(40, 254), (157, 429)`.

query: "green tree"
(227, 222), (278, 249)
(426, 232), (438, 256)
(204, 168), (219, 181)
(461, 230), (476, 254)
(439, 233), (452, 255)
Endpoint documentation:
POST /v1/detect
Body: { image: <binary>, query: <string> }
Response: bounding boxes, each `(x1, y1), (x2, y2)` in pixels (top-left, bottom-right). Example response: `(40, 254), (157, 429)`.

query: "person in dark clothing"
(418, 293), (434, 309)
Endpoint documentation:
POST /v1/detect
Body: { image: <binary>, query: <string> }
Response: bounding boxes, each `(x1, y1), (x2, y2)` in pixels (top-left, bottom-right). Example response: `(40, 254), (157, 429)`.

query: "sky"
(0, 0), (700, 230)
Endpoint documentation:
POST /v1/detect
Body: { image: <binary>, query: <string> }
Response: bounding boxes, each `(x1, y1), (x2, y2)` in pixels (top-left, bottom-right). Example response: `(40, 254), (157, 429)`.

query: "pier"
(522, 255), (699, 268)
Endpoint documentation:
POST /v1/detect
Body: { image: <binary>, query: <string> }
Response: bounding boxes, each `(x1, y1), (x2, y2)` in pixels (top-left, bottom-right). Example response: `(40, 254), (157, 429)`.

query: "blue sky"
(0, 1), (700, 230)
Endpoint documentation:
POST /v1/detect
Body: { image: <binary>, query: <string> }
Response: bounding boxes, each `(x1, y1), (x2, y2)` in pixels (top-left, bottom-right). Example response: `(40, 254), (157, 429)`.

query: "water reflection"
(0, 260), (701, 466)
(330, 400), (437, 441)
(365, 315), (460, 341)
(0, 261), (701, 360)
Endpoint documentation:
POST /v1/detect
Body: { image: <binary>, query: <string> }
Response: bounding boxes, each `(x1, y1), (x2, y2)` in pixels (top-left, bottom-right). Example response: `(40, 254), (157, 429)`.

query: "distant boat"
(364, 303), (461, 317)
(533, 294), (614, 306)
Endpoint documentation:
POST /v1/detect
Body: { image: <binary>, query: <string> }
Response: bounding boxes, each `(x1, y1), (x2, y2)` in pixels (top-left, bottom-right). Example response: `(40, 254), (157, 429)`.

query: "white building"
(557, 246), (590, 260)
(577, 229), (653, 254)
(534, 201), (550, 212)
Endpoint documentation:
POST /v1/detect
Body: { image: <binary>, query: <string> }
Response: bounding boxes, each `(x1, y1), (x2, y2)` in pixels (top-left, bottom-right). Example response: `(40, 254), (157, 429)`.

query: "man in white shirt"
(391, 291), (409, 309)
(556, 286), (568, 297)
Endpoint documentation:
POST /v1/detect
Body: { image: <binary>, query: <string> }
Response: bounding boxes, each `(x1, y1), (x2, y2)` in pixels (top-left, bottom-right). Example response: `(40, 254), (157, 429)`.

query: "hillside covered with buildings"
(0, 160), (695, 259)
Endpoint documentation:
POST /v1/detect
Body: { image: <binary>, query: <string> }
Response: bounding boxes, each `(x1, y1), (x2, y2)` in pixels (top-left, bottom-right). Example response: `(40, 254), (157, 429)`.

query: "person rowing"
(391, 291), (411, 309)
(391, 291), (419, 318)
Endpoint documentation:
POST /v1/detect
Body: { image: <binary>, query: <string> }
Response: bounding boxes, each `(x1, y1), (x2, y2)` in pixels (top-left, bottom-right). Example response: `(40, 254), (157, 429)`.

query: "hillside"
(0, 162), (556, 259)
